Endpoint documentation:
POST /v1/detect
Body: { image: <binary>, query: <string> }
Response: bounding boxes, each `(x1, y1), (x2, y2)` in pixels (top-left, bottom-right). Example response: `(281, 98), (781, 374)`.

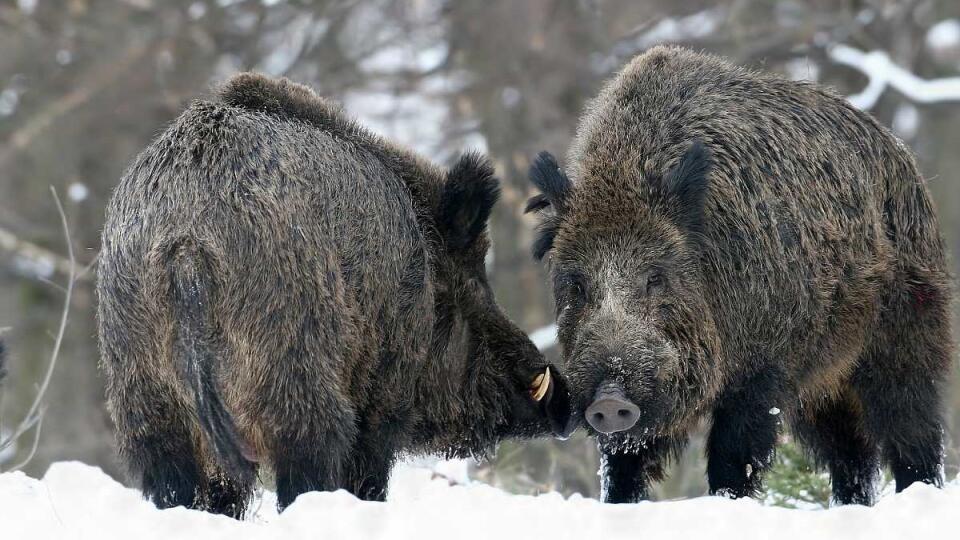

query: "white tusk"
(531, 367), (551, 402)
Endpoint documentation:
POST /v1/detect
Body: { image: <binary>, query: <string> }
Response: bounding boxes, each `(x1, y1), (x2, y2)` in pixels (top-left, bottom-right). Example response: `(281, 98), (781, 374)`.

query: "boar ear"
(525, 151), (573, 261)
(440, 152), (501, 251)
(662, 140), (711, 234)
(525, 151), (572, 214)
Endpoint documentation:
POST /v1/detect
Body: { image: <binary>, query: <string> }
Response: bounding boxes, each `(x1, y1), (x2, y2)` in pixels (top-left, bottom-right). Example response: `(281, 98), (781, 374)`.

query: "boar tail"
(169, 242), (254, 482)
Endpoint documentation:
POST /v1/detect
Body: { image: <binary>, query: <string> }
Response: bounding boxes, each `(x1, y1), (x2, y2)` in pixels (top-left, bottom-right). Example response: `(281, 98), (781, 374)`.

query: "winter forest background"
(1, 0), (959, 503)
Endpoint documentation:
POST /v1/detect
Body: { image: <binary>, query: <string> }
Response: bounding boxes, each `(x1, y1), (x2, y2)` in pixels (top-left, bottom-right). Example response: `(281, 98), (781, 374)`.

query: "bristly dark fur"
(659, 140), (711, 235)
(527, 151), (573, 211)
(528, 45), (952, 506)
(99, 72), (569, 517)
(440, 152), (501, 251)
(169, 241), (256, 486)
(525, 151), (573, 261)
(523, 194), (550, 214)
(531, 217), (562, 262)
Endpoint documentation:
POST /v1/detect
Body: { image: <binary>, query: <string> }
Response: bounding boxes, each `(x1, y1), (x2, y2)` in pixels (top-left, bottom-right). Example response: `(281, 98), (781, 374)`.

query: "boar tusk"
(530, 367), (551, 402)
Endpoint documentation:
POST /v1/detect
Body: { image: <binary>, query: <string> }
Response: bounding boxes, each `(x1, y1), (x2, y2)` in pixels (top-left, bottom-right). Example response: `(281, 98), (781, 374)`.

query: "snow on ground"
(0, 462), (958, 540)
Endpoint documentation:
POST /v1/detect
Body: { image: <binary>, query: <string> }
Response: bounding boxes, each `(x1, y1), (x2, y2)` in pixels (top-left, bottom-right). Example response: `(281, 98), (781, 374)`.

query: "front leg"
(346, 448), (394, 502)
(344, 417), (404, 502)
(599, 437), (682, 503)
(706, 372), (783, 498)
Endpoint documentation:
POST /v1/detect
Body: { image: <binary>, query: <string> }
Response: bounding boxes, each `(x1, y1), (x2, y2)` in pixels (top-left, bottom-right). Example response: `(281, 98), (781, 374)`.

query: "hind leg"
(793, 391), (879, 505)
(224, 241), (365, 510)
(855, 364), (945, 491)
(107, 371), (205, 510)
(249, 321), (358, 510)
(267, 379), (357, 509)
(271, 410), (356, 510)
(272, 421), (354, 511)
(854, 283), (950, 492)
(114, 378), (255, 516)
(100, 266), (209, 509)
(130, 428), (203, 510)
(205, 466), (256, 518)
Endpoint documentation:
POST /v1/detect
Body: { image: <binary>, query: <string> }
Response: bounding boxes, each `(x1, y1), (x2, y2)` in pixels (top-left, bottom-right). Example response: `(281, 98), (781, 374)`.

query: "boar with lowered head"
(526, 46), (952, 505)
(98, 73), (570, 517)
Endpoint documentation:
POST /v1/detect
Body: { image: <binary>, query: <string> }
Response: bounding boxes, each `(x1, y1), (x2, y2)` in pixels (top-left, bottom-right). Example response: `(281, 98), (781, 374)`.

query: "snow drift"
(0, 461), (957, 540)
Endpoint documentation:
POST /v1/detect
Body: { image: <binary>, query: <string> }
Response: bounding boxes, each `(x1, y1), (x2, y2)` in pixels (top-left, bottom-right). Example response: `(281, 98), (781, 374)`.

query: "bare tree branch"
(0, 188), (76, 472)
(0, 39), (152, 169)
(0, 225), (93, 282)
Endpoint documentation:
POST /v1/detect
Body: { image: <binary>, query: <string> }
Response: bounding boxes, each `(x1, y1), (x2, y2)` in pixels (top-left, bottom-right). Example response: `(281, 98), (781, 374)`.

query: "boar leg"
(343, 417), (406, 501)
(271, 400), (357, 510)
(344, 439), (394, 501)
(348, 458), (392, 502)
(706, 370), (782, 499)
(205, 470), (256, 518)
(852, 280), (949, 493)
(857, 369), (944, 493)
(102, 335), (205, 508)
(260, 326), (359, 510)
(599, 437), (681, 503)
(113, 384), (205, 511)
(793, 391), (879, 506)
(883, 429), (943, 493)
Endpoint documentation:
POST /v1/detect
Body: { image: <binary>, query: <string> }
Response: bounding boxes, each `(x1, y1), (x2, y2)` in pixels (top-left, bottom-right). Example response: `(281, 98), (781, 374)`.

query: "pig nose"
(585, 385), (640, 434)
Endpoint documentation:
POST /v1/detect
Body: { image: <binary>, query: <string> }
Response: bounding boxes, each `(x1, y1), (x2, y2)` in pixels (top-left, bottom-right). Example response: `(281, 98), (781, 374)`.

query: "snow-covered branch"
(828, 44), (960, 110)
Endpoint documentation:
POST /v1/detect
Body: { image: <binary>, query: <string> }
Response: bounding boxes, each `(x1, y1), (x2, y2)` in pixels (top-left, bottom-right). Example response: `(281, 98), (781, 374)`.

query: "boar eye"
(565, 278), (584, 304)
(646, 272), (666, 295)
(571, 281), (585, 302)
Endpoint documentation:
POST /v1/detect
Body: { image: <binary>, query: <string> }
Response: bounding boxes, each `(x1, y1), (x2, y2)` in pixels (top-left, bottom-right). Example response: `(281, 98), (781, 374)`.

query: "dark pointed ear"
(662, 140), (711, 234)
(525, 151), (573, 214)
(439, 152), (501, 251)
(525, 151), (573, 261)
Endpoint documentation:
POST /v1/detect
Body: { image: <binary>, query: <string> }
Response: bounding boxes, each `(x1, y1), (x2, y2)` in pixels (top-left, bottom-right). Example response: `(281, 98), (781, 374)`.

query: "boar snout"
(541, 365), (577, 439)
(585, 383), (640, 433)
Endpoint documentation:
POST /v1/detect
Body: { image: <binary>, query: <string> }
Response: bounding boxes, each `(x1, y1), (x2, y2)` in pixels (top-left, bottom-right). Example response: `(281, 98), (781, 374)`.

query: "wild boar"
(526, 46), (952, 505)
(98, 73), (569, 516)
